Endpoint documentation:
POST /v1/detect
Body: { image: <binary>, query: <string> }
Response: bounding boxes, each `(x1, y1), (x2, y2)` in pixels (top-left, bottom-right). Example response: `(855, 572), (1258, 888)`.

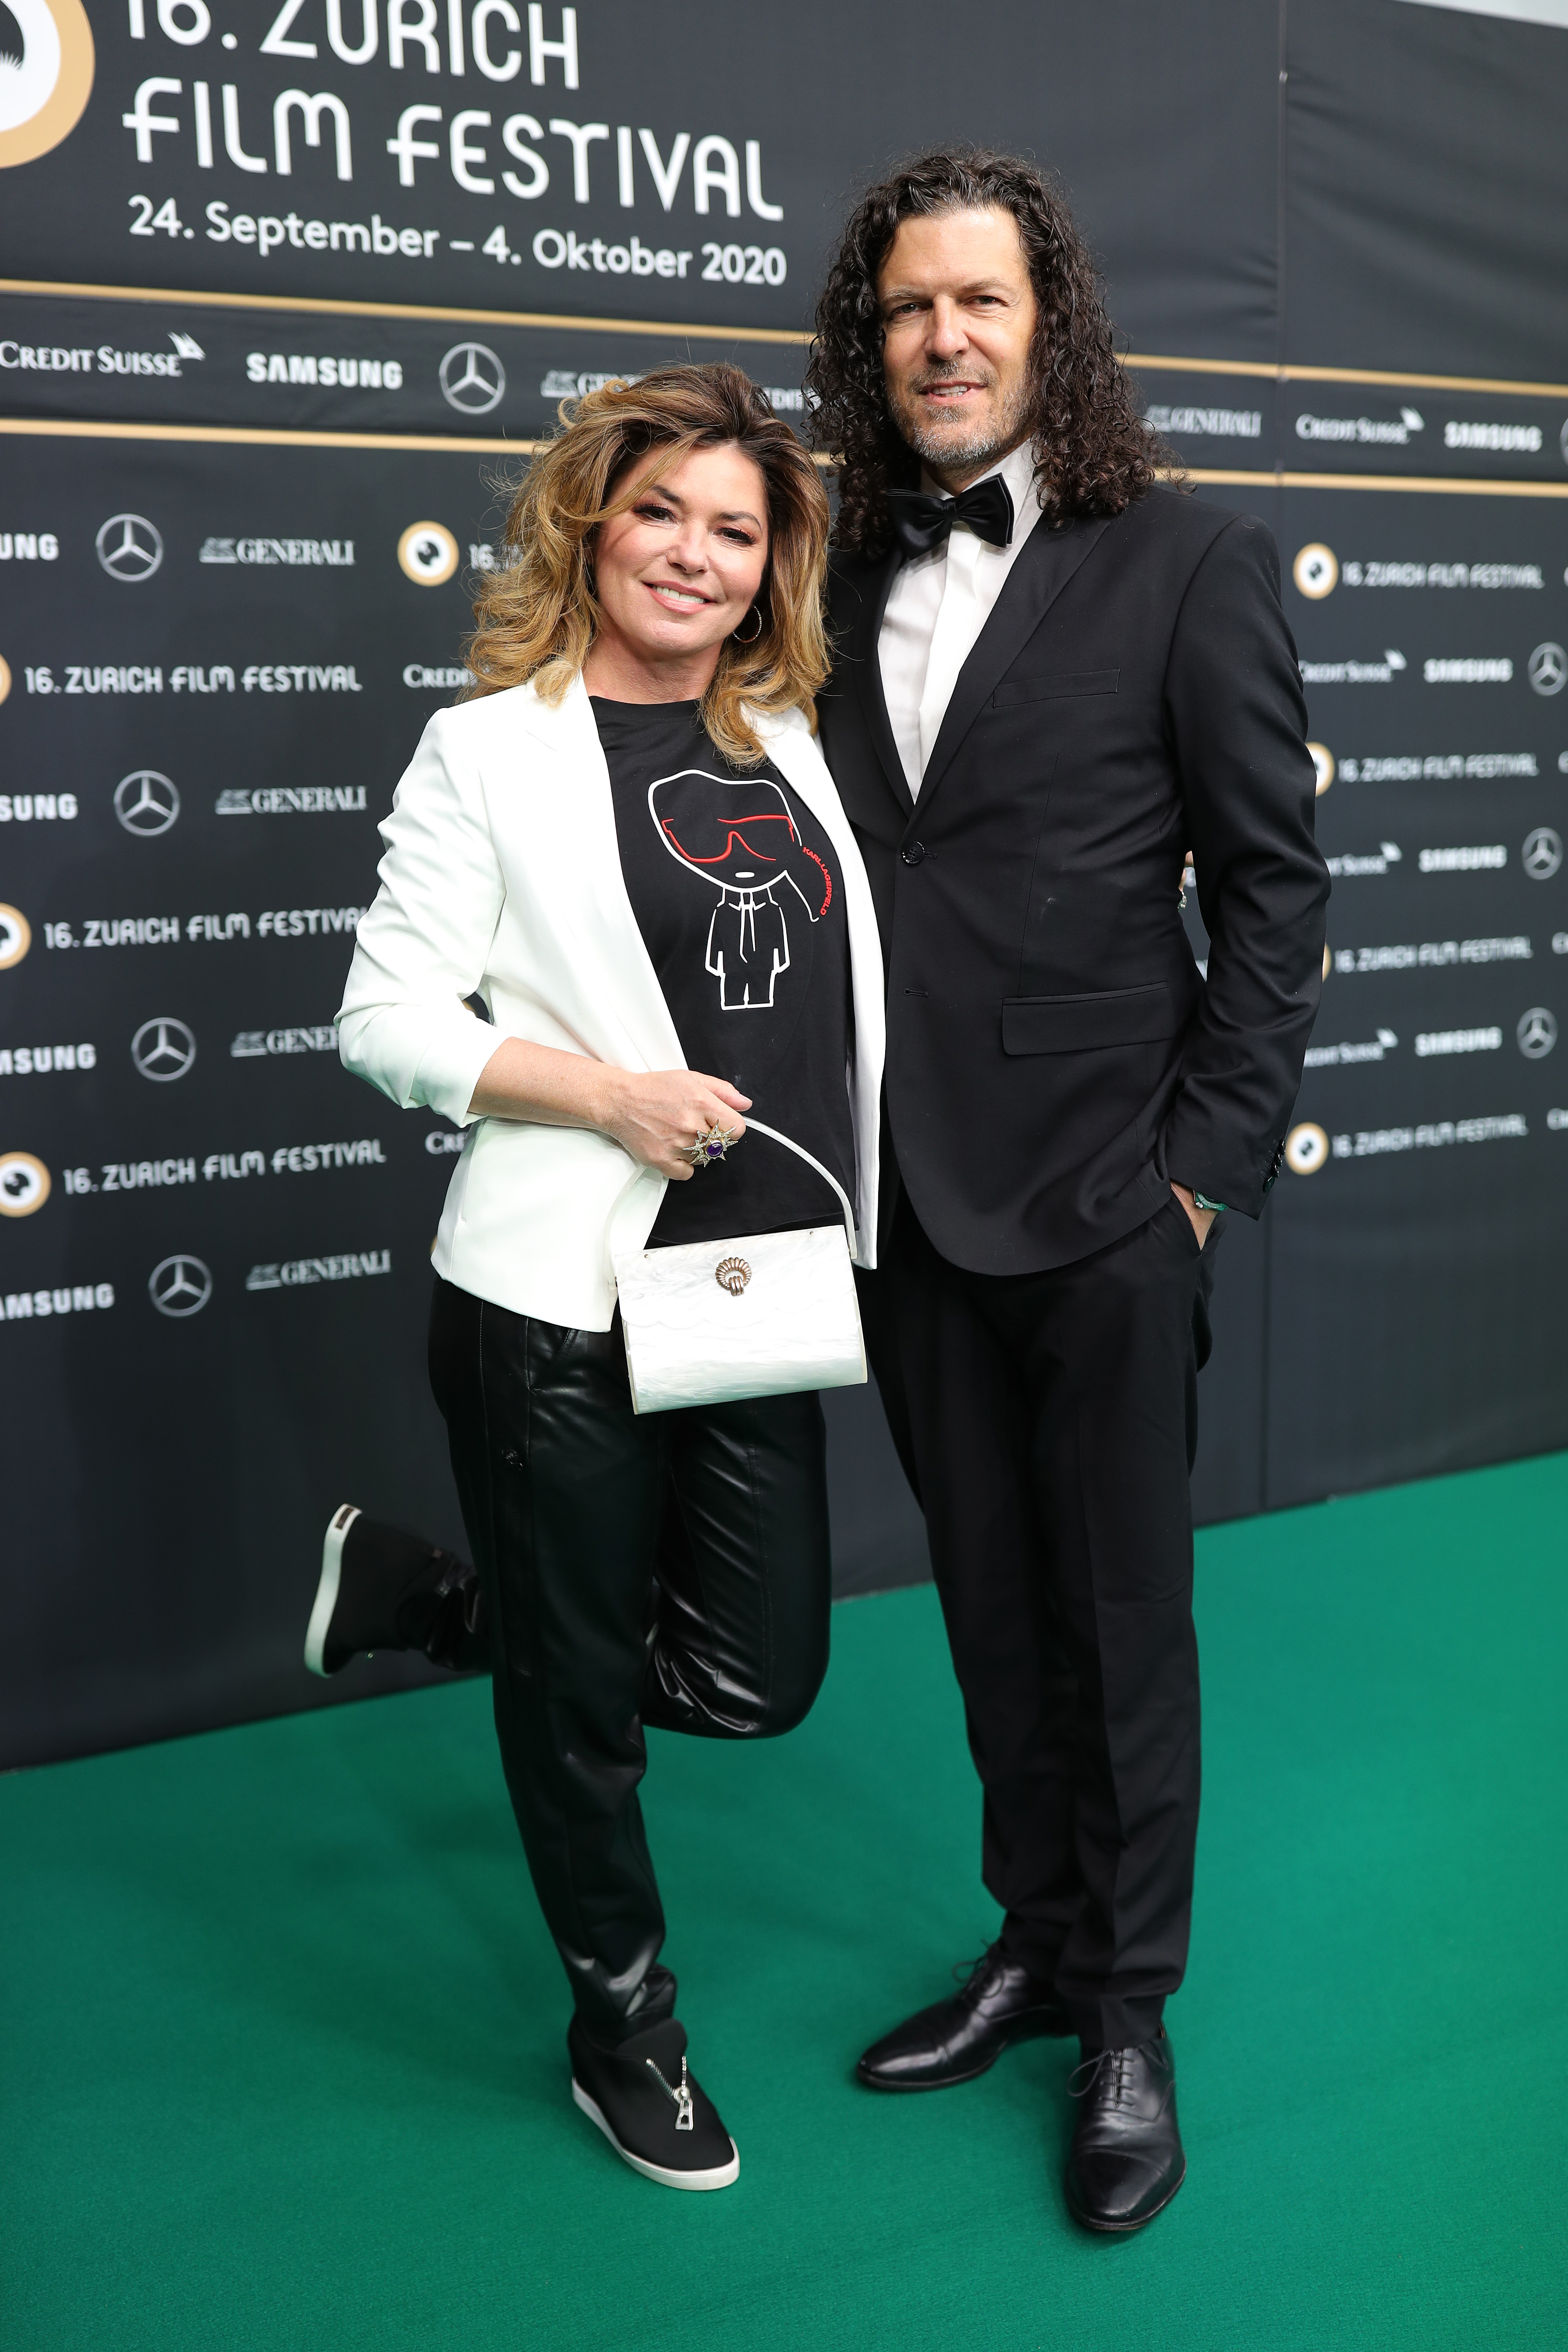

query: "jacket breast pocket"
(1001, 983), (1177, 1057)
(991, 669), (1119, 710)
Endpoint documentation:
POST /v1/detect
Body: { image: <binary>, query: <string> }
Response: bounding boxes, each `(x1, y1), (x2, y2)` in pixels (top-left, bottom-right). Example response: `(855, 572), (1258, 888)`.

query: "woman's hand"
(598, 1068), (751, 1180)
(467, 1036), (748, 1180)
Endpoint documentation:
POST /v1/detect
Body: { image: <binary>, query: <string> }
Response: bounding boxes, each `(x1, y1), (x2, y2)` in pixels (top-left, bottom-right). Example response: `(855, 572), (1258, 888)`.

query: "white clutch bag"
(612, 1120), (867, 1416)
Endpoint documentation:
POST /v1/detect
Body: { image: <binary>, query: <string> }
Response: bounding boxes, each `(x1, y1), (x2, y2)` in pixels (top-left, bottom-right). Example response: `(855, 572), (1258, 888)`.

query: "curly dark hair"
(806, 148), (1174, 555)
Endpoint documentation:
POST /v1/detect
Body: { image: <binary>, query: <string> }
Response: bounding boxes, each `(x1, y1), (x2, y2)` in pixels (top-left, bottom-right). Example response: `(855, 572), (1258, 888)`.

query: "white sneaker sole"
(571, 2080), (740, 2190)
(303, 1504), (361, 1678)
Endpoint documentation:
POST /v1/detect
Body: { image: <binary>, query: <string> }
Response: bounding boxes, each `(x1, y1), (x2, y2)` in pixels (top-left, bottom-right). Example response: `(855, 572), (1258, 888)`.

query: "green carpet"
(4, 1455), (1566, 2352)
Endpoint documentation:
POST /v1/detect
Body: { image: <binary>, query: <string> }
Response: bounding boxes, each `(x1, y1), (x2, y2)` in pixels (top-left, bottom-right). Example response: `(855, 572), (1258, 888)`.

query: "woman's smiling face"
(591, 441), (771, 674)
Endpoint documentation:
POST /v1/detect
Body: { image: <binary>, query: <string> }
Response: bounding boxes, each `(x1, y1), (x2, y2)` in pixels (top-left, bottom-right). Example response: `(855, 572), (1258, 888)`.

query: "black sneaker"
(304, 1506), (483, 1677)
(568, 2016), (739, 2191)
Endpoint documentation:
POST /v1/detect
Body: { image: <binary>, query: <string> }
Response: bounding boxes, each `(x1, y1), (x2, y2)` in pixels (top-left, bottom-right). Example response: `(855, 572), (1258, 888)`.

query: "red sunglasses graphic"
(649, 771), (833, 919)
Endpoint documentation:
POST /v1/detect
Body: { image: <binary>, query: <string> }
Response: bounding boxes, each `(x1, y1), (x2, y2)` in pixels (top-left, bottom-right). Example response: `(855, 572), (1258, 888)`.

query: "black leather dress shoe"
(857, 1944), (1071, 2091)
(1064, 2029), (1185, 2232)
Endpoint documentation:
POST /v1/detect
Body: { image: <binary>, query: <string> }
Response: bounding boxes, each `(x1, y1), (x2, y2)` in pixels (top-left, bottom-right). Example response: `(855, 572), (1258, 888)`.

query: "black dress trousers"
(428, 1274), (831, 2047)
(858, 1190), (1219, 2055)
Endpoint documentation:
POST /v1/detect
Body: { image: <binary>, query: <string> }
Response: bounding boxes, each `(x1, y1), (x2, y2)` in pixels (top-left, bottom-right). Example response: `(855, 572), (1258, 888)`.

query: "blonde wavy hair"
(463, 362), (830, 764)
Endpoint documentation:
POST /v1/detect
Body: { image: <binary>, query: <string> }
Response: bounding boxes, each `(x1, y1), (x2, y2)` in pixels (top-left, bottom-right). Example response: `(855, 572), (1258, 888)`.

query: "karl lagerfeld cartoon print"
(649, 769), (834, 1010)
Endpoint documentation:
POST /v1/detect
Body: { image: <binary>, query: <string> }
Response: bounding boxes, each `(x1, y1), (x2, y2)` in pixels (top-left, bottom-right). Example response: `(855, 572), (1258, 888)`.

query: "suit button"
(901, 841), (926, 866)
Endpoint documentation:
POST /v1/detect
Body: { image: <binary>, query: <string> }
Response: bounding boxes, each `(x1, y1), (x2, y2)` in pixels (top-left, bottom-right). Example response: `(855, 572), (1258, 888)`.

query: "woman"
(333, 365), (884, 2191)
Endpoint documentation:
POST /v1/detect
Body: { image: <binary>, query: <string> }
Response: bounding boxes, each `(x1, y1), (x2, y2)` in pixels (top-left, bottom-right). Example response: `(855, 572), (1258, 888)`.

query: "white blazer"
(338, 673), (885, 1330)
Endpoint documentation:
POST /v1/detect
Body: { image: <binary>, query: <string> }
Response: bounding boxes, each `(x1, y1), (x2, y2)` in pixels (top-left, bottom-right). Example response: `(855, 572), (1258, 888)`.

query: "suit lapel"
(840, 549), (913, 814)
(914, 515), (1110, 818)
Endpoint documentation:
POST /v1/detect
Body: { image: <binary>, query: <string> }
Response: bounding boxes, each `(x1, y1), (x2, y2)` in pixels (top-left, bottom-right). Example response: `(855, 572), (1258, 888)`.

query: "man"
(305, 146), (1327, 2235)
(805, 150), (1327, 2234)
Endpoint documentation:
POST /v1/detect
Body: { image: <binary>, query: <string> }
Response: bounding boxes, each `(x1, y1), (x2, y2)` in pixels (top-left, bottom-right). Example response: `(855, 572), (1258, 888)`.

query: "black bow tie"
(885, 474), (1015, 561)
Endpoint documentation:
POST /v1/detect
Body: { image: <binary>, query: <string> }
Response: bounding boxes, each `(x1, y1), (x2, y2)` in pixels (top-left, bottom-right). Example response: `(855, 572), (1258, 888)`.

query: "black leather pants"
(428, 1274), (831, 2046)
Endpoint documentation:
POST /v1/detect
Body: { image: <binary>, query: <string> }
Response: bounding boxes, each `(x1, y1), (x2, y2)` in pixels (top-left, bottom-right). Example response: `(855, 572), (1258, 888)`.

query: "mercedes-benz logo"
(131, 1016), (197, 1082)
(114, 770), (181, 836)
(149, 1254), (213, 1317)
(1517, 1007), (1558, 1059)
(96, 513), (165, 582)
(1528, 642), (1567, 698)
(439, 342), (505, 415)
(1523, 827), (1564, 881)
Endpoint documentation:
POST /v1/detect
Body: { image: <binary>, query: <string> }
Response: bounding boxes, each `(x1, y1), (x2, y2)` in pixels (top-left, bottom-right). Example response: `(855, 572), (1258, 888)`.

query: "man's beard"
(890, 365), (1035, 477)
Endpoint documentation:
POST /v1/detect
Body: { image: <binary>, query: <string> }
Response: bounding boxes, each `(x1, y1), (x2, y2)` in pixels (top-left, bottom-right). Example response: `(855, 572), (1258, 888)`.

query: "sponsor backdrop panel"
(1285, 0), (1568, 381)
(1278, 382), (1568, 484)
(0, 429), (477, 1764)
(9, 316), (1563, 489)
(0, 286), (812, 437)
(11, 1), (1568, 392)
(6, 0), (1568, 1762)
(1, 1), (1280, 357)
(1269, 479), (1568, 1498)
(1139, 371), (1568, 490)
(1263, 1127), (1568, 1504)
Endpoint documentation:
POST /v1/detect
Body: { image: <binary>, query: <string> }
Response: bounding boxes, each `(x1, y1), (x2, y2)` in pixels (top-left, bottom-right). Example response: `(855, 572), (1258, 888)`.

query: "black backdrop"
(3, 0), (1567, 1766)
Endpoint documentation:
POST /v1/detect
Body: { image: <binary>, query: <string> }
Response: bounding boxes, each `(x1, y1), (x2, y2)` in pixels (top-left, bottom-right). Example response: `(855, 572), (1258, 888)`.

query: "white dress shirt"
(878, 438), (1046, 796)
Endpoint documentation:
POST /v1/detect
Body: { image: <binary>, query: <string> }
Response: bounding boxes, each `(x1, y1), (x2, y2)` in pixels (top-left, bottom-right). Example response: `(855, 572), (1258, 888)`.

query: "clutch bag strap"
(742, 1119), (858, 1258)
(605, 1115), (860, 1278)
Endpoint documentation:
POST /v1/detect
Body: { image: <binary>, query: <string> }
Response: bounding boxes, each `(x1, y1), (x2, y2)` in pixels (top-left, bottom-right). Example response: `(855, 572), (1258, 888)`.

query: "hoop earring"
(733, 604), (763, 644)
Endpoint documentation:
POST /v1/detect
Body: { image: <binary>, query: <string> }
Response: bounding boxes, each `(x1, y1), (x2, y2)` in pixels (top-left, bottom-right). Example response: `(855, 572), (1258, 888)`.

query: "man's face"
(877, 206), (1039, 490)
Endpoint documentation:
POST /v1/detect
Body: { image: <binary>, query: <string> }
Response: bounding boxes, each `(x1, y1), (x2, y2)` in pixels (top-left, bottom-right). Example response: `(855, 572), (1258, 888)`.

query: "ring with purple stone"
(680, 1122), (739, 1169)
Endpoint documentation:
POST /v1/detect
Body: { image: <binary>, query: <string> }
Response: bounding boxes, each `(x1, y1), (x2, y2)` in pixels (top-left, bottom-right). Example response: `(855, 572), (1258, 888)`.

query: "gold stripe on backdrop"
(0, 415), (534, 454)
(0, 276), (813, 347)
(1133, 354), (1568, 400)
(1186, 468), (1568, 497)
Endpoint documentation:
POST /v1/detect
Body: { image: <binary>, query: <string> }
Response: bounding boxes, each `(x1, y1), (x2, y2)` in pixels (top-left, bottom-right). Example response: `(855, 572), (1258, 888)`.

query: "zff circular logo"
(1285, 1122), (1330, 1175)
(0, 901), (31, 968)
(1293, 544), (1338, 600)
(398, 520), (460, 586)
(0, 1150), (50, 1217)
(0, 0), (94, 170)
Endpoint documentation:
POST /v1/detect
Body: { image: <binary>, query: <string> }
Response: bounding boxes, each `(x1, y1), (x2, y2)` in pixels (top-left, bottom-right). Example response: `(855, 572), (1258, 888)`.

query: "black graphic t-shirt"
(592, 697), (854, 1249)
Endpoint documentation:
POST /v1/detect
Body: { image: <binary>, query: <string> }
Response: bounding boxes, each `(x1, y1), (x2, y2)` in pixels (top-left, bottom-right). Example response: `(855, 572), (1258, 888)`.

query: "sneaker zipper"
(644, 2055), (695, 2131)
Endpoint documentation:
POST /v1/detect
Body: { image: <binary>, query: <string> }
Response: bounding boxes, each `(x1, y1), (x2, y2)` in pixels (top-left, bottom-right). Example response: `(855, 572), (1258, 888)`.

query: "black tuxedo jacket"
(819, 488), (1330, 1275)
